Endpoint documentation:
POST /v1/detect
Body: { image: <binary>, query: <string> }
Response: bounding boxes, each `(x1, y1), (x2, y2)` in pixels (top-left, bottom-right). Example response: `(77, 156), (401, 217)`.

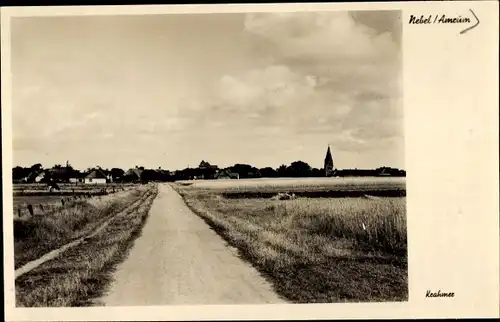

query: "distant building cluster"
(323, 146), (405, 177)
(12, 147), (405, 184)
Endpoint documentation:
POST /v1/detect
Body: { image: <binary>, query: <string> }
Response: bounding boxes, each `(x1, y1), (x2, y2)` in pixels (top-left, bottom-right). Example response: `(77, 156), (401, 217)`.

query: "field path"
(95, 183), (286, 306)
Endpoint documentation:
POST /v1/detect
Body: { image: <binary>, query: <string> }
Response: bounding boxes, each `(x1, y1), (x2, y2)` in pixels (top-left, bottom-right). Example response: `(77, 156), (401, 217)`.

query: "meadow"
(173, 177), (408, 303)
(14, 183), (158, 307)
(12, 183), (137, 218)
(14, 195), (65, 206)
(13, 183), (133, 196)
(177, 176), (405, 189)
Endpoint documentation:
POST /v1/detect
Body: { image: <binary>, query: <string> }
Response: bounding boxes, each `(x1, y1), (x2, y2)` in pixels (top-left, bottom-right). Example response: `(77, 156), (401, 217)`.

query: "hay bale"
(271, 192), (297, 200)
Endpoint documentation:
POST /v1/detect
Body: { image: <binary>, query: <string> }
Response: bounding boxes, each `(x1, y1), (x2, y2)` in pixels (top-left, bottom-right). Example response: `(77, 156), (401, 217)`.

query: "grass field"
(15, 184), (158, 307)
(13, 183), (135, 190)
(12, 183), (139, 217)
(177, 177), (405, 191)
(12, 183), (134, 198)
(173, 177), (408, 303)
(13, 195), (65, 206)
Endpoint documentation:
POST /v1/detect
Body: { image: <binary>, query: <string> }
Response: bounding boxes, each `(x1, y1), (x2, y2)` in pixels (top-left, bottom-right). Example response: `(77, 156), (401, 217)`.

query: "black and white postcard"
(2, 2), (499, 320)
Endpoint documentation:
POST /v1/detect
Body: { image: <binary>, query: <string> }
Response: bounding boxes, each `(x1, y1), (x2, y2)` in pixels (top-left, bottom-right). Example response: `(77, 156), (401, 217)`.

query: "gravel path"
(95, 183), (286, 305)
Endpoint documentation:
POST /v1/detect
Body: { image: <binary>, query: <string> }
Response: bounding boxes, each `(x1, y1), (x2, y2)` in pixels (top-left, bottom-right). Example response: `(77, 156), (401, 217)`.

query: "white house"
(69, 177), (84, 184)
(34, 171), (46, 183)
(84, 168), (107, 184)
(215, 169), (239, 179)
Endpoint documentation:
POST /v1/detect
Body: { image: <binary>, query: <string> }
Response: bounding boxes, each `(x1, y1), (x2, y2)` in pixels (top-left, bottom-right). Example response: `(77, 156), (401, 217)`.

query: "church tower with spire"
(324, 145), (334, 177)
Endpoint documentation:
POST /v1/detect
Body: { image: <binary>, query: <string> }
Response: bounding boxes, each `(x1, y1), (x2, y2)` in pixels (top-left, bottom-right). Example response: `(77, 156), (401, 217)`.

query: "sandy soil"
(95, 183), (286, 306)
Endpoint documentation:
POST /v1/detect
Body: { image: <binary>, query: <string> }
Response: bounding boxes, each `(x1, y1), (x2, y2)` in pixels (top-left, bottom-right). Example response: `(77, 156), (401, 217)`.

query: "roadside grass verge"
(173, 185), (408, 303)
(14, 186), (149, 270)
(15, 184), (158, 307)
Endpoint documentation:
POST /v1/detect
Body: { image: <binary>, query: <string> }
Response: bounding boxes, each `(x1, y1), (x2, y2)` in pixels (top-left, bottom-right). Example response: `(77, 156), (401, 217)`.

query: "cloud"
(217, 65), (315, 113)
(187, 11), (403, 151)
(244, 12), (399, 65)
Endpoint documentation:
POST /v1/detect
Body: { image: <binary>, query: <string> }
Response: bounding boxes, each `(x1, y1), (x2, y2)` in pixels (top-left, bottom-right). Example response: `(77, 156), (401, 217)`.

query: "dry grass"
(174, 183), (408, 303)
(13, 186), (150, 269)
(178, 177), (406, 193)
(272, 198), (407, 256)
(15, 184), (159, 307)
(14, 183), (136, 190)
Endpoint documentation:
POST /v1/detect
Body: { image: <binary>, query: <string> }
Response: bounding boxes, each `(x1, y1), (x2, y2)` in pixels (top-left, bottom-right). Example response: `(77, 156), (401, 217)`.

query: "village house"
(199, 160), (218, 170)
(69, 177), (84, 184)
(34, 171), (47, 183)
(196, 160), (218, 179)
(84, 168), (108, 184)
(123, 166), (144, 183)
(215, 169), (239, 179)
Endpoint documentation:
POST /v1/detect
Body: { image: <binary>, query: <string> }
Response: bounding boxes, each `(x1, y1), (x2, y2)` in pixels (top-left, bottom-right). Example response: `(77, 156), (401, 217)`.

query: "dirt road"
(95, 183), (286, 305)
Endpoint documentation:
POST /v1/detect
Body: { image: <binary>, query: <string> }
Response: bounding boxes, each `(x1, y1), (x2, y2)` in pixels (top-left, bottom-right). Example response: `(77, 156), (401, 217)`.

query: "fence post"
(40, 204), (44, 212)
(18, 208), (22, 217)
(27, 204), (34, 216)
(61, 199), (65, 206)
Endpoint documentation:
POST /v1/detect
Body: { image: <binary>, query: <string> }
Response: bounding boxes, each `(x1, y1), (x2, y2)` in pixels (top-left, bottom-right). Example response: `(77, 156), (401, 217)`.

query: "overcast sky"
(11, 10), (403, 171)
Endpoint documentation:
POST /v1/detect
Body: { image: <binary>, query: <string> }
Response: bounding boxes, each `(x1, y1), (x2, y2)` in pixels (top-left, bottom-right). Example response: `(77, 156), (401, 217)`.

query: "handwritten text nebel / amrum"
(409, 14), (471, 25)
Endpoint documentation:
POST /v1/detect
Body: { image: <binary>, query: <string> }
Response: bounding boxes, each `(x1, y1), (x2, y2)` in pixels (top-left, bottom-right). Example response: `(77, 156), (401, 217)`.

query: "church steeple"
(324, 145), (334, 177)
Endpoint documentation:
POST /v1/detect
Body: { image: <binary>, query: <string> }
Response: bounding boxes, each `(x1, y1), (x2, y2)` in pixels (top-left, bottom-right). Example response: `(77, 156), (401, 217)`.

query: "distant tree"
(229, 164), (260, 178)
(311, 168), (324, 177)
(142, 169), (159, 182)
(110, 168), (125, 180)
(287, 161), (312, 177)
(276, 164), (288, 177)
(260, 167), (277, 178)
(69, 168), (82, 178)
(12, 166), (30, 181)
(30, 163), (43, 172)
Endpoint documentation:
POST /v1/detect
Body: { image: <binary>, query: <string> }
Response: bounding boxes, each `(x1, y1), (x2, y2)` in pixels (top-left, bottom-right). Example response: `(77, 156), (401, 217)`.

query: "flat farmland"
(12, 184), (140, 218)
(12, 183), (135, 196)
(177, 177), (405, 197)
(172, 177), (408, 303)
(13, 183), (133, 190)
(13, 195), (65, 206)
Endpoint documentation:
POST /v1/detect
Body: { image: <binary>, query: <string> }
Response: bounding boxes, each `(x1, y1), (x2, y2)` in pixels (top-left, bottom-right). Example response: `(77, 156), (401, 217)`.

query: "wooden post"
(40, 204), (44, 212)
(61, 199), (65, 206)
(18, 208), (22, 217)
(27, 204), (34, 216)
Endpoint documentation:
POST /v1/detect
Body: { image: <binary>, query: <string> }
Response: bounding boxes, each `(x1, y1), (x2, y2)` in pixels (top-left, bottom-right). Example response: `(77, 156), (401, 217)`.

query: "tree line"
(12, 160), (405, 184)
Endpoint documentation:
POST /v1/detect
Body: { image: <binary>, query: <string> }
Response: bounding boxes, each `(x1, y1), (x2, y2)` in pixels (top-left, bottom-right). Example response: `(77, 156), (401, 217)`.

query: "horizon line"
(12, 162), (406, 172)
